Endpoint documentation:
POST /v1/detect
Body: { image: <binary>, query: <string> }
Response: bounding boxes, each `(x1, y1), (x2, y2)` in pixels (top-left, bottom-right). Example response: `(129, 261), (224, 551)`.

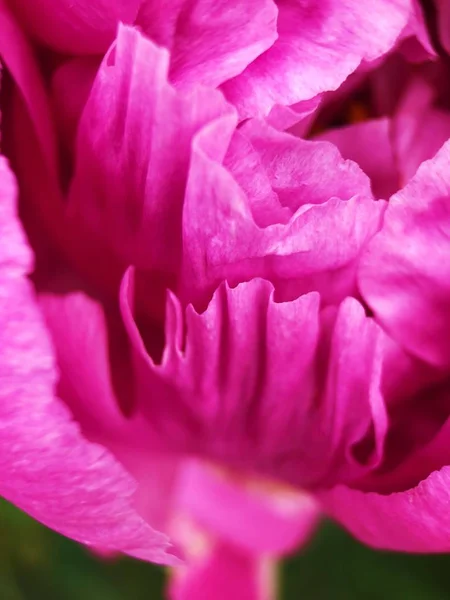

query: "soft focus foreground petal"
(0, 158), (176, 564)
(138, 0), (278, 88)
(169, 538), (276, 600)
(321, 466), (450, 551)
(314, 119), (399, 199)
(359, 140), (450, 368)
(175, 461), (320, 555)
(9, 0), (140, 54)
(69, 24), (236, 276)
(182, 121), (384, 306)
(122, 274), (387, 487)
(221, 0), (411, 118)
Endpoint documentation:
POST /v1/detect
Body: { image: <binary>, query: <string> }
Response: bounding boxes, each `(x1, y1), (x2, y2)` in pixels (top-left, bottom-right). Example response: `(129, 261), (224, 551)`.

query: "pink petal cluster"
(2, 0), (450, 597)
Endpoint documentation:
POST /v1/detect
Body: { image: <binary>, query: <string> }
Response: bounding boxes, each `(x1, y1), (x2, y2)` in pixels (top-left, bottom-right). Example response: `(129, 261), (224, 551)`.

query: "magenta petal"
(321, 466), (450, 552)
(315, 118), (399, 199)
(11, 0), (140, 54)
(169, 540), (275, 600)
(0, 158), (176, 564)
(176, 461), (320, 555)
(241, 119), (373, 211)
(436, 0), (450, 55)
(182, 121), (384, 305)
(138, 0), (278, 88)
(122, 272), (387, 487)
(69, 24), (236, 275)
(0, 1), (57, 173)
(222, 0), (411, 118)
(393, 76), (450, 185)
(359, 141), (450, 368)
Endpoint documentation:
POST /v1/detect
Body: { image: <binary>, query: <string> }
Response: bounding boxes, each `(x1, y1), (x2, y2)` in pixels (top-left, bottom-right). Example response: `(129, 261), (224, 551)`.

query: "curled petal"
(182, 121), (384, 306)
(69, 24), (236, 276)
(321, 465), (450, 552)
(359, 141), (450, 368)
(139, 0), (278, 88)
(222, 0), (411, 118)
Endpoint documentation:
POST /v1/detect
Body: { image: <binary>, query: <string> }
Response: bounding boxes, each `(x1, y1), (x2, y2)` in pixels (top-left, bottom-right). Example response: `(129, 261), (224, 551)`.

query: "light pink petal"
(222, 0), (411, 118)
(359, 140), (450, 368)
(314, 119), (399, 200)
(10, 0), (140, 54)
(122, 274), (387, 487)
(69, 24), (236, 277)
(0, 158), (176, 564)
(169, 539), (276, 600)
(175, 461), (320, 555)
(321, 465), (450, 552)
(182, 121), (384, 306)
(138, 0), (278, 88)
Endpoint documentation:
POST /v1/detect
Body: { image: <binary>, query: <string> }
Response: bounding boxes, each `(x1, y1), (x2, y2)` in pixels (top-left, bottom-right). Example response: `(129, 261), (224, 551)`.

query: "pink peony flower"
(3, 0), (450, 597)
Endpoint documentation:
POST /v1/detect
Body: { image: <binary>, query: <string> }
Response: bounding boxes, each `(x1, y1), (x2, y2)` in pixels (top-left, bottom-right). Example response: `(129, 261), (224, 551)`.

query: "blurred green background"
(2, 497), (450, 599)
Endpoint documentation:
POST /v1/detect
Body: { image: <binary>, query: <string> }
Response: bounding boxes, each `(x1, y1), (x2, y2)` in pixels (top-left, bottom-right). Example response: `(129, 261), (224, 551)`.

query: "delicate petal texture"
(138, 0), (278, 88)
(0, 158), (176, 564)
(169, 538), (276, 600)
(182, 120), (384, 306)
(10, 0), (140, 54)
(321, 466), (450, 551)
(11, 0), (278, 90)
(359, 141), (450, 368)
(222, 0), (411, 118)
(315, 119), (399, 200)
(69, 24), (236, 275)
(241, 119), (373, 210)
(122, 274), (387, 487)
(175, 461), (320, 554)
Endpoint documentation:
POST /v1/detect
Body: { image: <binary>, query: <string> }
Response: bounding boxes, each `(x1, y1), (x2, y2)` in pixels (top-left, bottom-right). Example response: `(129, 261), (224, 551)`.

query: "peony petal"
(392, 75), (450, 186)
(0, 0), (57, 170)
(222, 0), (411, 118)
(122, 274), (387, 487)
(138, 0), (278, 88)
(169, 538), (276, 600)
(436, 0), (450, 55)
(0, 157), (177, 564)
(314, 118), (399, 200)
(175, 460), (320, 555)
(359, 140), (450, 368)
(51, 57), (99, 153)
(10, 0), (140, 54)
(182, 121), (384, 306)
(321, 465), (450, 552)
(69, 24), (236, 277)
(241, 119), (373, 211)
